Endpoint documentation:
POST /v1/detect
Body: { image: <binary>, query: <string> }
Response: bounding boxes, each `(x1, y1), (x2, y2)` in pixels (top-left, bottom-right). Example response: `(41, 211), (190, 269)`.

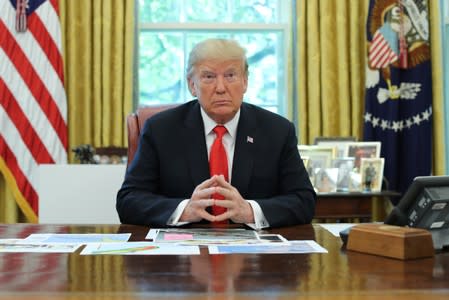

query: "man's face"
(188, 59), (248, 124)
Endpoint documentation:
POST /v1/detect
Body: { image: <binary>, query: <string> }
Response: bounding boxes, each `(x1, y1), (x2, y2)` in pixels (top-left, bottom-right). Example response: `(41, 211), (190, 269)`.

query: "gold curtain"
(0, 0), (134, 223)
(429, 0), (446, 175)
(296, 0), (445, 173)
(297, 0), (369, 144)
(60, 0), (134, 161)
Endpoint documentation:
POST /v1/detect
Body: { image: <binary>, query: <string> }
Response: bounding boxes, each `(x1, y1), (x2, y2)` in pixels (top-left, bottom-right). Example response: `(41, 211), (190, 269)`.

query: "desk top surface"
(0, 223), (448, 300)
(317, 190), (401, 197)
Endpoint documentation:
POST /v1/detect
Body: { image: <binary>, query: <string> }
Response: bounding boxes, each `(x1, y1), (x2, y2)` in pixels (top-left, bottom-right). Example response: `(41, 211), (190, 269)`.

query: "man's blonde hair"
(186, 38), (249, 79)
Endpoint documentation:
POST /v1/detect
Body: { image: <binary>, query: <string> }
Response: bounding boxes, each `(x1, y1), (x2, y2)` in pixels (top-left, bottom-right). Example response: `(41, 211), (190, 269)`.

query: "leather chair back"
(126, 104), (178, 166)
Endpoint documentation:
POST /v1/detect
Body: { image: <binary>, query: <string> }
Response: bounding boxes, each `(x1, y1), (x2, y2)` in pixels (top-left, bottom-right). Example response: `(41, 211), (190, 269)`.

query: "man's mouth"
(213, 99), (230, 104)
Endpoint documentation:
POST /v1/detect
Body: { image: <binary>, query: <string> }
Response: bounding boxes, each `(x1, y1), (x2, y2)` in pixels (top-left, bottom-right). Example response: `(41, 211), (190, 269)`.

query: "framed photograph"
(314, 136), (357, 144)
(314, 168), (339, 193)
(332, 157), (355, 192)
(298, 145), (336, 177)
(344, 141), (381, 169)
(360, 157), (385, 192)
(314, 136), (357, 158)
(348, 171), (362, 191)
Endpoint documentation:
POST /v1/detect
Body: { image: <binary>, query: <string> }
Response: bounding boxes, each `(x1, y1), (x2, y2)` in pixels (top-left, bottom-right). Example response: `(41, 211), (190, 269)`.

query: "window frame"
(134, 1), (293, 117)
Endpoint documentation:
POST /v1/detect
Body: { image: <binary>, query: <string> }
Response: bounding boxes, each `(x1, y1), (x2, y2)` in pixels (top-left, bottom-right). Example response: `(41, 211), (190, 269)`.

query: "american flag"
(0, 0), (67, 222)
(368, 27), (399, 69)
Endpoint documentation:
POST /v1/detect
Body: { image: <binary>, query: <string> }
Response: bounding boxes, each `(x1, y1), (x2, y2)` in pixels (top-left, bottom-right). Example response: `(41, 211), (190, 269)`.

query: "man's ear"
(242, 75), (248, 93)
(187, 77), (197, 96)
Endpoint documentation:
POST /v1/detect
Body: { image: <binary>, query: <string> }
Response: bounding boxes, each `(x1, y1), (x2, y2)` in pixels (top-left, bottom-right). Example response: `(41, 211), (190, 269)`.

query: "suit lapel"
(231, 104), (256, 196)
(182, 102), (210, 186)
(180, 102), (257, 193)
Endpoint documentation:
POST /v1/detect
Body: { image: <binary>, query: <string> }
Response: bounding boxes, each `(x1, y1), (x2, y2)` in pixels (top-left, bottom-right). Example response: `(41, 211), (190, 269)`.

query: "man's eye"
(224, 72), (238, 81)
(202, 73), (216, 79)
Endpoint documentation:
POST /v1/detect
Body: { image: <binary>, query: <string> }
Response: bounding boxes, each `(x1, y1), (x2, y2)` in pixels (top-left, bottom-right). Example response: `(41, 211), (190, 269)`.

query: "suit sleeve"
(254, 122), (316, 227)
(116, 120), (185, 227)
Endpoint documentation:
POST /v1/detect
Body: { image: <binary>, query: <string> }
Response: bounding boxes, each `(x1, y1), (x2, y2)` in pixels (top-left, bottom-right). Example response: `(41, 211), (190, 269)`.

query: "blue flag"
(364, 0), (432, 203)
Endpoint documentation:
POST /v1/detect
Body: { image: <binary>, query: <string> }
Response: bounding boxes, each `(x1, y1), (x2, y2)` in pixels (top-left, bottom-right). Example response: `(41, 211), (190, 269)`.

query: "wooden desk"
(315, 190), (401, 221)
(0, 223), (448, 300)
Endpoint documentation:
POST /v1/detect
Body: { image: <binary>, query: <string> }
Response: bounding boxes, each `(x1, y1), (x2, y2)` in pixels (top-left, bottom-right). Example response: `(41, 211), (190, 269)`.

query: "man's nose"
(215, 76), (226, 93)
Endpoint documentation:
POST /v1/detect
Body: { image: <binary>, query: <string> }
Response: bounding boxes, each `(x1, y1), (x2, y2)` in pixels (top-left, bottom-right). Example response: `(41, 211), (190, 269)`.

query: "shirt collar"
(200, 107), (240, 139)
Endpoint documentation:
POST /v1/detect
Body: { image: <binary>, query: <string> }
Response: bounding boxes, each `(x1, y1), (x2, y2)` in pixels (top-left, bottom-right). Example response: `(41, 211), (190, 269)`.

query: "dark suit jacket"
(116, 100), (316, 227)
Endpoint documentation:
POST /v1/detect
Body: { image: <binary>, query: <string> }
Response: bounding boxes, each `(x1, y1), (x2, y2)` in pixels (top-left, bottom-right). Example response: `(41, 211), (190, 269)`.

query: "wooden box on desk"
(346, 223), (434, 260)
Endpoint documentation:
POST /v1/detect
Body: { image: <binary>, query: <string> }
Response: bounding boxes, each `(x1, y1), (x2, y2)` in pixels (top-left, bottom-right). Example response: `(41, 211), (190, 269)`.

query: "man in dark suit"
(116, 38), (315, 228)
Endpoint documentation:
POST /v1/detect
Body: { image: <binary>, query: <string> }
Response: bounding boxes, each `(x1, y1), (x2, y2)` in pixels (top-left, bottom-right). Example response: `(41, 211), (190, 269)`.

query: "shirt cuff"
(246, 200), (270, 230)
(167, 199), (190, 226)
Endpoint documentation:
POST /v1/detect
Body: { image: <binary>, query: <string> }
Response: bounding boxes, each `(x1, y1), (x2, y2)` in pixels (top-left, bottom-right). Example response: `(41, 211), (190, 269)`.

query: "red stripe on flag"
(371, 37), (387, 58)
(27, 14), (64, 84)
(370, 41), (397, 68)
(0, 21), (67, 148)
(0, 135), (38, 213)
(0, 80), (54, 164)
(370, 38), (388, 63)
(50, 0), (61, 16)
(377, 49), (393, 67)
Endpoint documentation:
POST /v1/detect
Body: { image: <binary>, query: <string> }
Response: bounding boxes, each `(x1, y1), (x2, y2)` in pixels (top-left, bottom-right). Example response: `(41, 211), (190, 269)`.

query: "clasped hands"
(179, 175), (255, 224)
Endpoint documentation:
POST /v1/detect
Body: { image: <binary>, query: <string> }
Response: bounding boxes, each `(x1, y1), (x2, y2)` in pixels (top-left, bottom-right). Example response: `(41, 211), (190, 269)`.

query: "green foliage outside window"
(137, 0), (289, 115)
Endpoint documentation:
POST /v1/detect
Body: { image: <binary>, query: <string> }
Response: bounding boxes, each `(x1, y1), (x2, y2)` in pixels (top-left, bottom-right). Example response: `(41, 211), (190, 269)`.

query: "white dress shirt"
(167, 107), (269, 229)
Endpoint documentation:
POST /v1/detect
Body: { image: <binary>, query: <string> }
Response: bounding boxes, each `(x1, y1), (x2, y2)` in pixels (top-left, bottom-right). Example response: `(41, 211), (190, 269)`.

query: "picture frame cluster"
(298, 140), (385, 193)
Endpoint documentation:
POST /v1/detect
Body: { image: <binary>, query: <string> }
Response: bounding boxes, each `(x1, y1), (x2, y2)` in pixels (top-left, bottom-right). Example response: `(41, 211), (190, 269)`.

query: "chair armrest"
(126, 113), (139, 166)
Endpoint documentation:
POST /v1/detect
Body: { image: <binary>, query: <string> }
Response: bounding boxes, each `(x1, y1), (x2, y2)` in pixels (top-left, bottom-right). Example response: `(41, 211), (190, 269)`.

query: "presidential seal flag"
(364, 0), (432, 203)
(0, 0), (67, 222)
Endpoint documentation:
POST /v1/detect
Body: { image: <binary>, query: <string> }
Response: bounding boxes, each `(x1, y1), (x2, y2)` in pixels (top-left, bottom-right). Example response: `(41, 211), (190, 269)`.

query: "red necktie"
(209, 125), (228, 218)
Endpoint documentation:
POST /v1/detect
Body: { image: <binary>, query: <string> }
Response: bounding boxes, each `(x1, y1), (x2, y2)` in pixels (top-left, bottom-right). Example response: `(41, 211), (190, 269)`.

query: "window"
(136, 0), (292, 115)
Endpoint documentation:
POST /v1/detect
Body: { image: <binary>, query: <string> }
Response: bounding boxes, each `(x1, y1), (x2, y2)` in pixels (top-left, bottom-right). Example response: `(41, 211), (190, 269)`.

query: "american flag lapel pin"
(247, 136), (253, 143)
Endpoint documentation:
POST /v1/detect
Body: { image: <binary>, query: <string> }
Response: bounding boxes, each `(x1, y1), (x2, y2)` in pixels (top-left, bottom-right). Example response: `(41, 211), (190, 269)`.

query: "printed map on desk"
(80, 242), (200, 255)
(0, 239), (81, 253)
(208, 240), (328, 254)
(24, 233), (131, 244)
(147, 228), (262, 245)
